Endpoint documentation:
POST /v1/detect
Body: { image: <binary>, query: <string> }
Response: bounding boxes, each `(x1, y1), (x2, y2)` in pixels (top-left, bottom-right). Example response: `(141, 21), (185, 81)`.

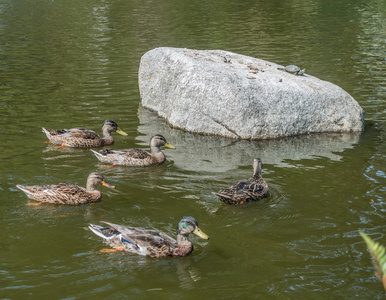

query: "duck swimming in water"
(90, 134), (175, 166)
(213, 158), (269, 205)
(42, 120), (127, 148)
(16, 172), (115, 205)
(88, 216), (209, 257)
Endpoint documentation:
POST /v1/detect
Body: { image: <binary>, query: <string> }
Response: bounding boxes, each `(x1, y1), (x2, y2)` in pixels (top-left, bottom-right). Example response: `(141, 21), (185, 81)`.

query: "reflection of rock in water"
(138, 107), (361, 171)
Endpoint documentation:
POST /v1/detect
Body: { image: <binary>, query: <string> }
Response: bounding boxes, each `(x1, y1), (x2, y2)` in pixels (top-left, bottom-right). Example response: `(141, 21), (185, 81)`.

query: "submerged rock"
(138, 47), (364, 140)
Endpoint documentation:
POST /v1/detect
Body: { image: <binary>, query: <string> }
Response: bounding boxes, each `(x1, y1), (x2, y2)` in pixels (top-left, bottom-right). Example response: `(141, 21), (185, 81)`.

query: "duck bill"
(164, 142), (176, 149)
(102, 180), (115, 189)
(116, 128), (128, 136)
(193, 227), (209, 240)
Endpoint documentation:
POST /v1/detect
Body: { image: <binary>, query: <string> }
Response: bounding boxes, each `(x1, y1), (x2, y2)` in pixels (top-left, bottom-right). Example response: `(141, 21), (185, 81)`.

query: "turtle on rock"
(277, 65), (305, 75)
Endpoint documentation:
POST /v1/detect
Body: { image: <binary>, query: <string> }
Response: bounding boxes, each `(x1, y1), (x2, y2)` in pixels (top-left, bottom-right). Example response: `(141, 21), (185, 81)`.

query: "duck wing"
(66, 128), (100, 139)
(102, 222), (177, 248)
(234, 178), (269, 199)
(91, 149), (152, 165)
(120, 148), (152, 159)
(97, 148), (151, 159)
(216, 179), (249, 196)
(17, 183), (89, 203)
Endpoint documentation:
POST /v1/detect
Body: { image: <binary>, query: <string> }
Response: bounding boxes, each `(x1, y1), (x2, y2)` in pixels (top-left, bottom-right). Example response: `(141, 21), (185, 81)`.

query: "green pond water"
(1, 0), (385, 299)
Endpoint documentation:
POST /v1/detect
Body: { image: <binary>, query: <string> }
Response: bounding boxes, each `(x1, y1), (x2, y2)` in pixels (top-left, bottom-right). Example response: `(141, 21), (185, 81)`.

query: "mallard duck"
(88, 216), (209, 257)
(90, 134), (175, 166)
(42, 120), (127, 148)
(213, 158), (269, 205)
(16, 172), (115, 205)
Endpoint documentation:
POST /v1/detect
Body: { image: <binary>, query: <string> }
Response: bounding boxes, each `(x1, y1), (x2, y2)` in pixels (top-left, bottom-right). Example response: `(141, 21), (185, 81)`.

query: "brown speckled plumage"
(213, 158), (269, 205)
(88, 216), (209, 258)
(90, 134), (175, 166)
(42, 120), (127, 148)
(16, 172), (115, 205)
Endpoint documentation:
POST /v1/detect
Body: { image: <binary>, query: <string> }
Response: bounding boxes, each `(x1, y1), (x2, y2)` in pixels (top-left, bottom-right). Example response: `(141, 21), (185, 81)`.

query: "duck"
(90, 134), (175, 166)
(88, 216), (209, 257)
(42, 120), (127, 148)
(16, 172), (115, 205)
(213, 158), (269, 205)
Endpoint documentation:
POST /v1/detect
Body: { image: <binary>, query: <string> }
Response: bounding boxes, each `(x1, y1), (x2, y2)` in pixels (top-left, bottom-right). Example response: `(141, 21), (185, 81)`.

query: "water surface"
(0, 0), (385, 299)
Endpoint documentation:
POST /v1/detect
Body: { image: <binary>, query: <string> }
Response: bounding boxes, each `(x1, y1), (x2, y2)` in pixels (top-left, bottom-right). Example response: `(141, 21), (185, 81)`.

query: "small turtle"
(278, 65), (305, 75)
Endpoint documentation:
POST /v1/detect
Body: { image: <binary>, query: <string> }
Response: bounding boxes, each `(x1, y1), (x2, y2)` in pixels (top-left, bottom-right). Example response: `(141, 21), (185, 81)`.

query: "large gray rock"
(138, 47), (364, 140)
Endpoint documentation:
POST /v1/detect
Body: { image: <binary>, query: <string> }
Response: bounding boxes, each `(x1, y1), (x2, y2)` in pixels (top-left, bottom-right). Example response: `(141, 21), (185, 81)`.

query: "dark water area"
(0, 0), (385, 298)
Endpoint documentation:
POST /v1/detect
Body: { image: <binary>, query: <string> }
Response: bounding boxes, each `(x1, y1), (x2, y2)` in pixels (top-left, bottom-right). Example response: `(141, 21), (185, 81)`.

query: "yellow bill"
(102, 180), (115, 189)
(164, 142), (176, 149)
(193, 227), (209, 240)
(116, 128), (128, 136)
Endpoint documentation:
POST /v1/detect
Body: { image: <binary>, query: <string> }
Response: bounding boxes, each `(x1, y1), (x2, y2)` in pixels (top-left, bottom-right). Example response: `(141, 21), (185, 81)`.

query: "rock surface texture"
(138, 47), (364, 140)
